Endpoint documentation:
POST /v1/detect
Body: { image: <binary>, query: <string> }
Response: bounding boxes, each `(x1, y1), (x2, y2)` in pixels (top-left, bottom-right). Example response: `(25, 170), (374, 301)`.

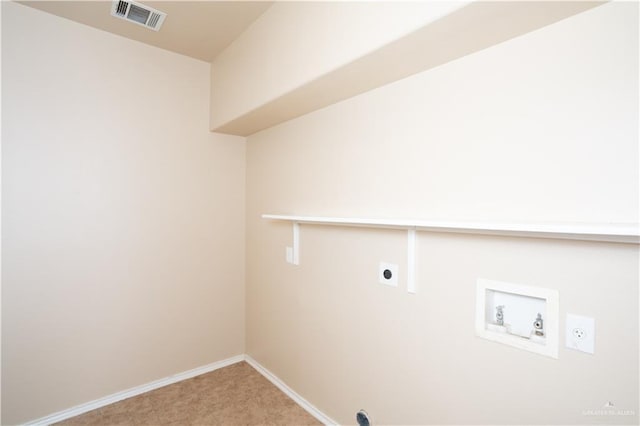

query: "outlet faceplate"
(566, 314), (595, 354)
(379, 262), (398, 287)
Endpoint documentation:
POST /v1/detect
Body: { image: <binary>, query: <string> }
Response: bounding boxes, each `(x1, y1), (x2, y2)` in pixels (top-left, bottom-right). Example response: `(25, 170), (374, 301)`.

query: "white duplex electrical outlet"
(566, 313), (595, 354)
(379, 262), (398, 287)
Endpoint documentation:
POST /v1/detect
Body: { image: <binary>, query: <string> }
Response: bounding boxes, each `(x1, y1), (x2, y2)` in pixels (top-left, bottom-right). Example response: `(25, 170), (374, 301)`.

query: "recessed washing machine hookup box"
(475, 278), (559, 359)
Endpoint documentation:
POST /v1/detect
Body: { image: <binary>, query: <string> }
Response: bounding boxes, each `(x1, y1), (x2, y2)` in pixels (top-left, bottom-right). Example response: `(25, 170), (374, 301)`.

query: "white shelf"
(263, 214), (639, 294)
(262, 214), (640, 244)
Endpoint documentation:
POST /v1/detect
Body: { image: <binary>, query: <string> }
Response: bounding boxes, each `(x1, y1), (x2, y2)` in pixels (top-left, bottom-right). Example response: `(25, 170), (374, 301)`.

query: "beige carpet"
(55, 361), (321, 426)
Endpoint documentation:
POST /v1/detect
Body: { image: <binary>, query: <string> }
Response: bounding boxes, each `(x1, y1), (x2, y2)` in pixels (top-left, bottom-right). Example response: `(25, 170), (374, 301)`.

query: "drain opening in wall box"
(475, 278), (559, 359)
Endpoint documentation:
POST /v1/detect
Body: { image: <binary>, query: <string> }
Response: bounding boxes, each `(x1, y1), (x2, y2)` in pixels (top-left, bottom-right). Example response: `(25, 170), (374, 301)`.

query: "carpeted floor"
(55, 361), (321, 425)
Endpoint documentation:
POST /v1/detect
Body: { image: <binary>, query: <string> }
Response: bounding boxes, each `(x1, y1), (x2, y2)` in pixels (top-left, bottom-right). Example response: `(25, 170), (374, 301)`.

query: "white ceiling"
(19, 1), (274, 62)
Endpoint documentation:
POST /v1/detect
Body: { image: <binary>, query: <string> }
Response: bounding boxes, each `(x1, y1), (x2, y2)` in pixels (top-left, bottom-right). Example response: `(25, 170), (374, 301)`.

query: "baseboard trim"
(24, 354), (245, 425)
(244, 354), (338, 426)
(23, 354), (337, 426)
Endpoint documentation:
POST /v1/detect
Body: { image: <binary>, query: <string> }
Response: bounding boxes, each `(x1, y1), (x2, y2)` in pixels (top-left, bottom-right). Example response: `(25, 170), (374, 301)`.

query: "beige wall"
(2, 1), (638, 425)
(1, 3), (245, 424)
(246, 2), (639, 425)
(0, 2), (4, 423)
(210, 1), (466, 130)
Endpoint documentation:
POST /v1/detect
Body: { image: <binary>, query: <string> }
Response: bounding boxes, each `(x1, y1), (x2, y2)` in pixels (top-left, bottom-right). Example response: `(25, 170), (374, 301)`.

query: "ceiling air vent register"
(110, 0), (166, 31)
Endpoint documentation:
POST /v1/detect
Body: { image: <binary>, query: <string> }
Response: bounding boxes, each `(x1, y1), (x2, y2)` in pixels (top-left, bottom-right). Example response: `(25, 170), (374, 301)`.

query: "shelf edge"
(262, 214), (640, 244)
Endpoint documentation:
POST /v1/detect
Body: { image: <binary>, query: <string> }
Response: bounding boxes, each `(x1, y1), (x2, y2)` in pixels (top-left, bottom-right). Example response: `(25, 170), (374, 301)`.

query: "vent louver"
(115, 0), (127, 17)
(110, 0), (166, 31)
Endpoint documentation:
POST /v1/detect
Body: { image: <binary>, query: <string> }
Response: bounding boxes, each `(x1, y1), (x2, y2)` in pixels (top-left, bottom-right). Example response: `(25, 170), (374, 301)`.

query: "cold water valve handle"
(533, 313), (544, 336)
(495, 305), (505, 326)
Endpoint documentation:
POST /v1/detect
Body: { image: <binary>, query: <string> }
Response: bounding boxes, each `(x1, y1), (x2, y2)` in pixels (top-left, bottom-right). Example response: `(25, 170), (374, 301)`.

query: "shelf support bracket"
(292, 221), (300, 265)
(407, 228), (416, 294)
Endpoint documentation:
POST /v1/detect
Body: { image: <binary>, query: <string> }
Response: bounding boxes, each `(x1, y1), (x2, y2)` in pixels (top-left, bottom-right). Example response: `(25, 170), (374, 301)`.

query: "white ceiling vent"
(110, 0), (166, 31)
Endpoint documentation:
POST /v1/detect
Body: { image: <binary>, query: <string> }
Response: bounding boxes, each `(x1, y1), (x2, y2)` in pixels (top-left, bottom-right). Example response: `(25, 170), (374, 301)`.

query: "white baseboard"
(23, 353), (337, 426)
(244, 355), (338, 426)
(24, 354), (245, 425)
